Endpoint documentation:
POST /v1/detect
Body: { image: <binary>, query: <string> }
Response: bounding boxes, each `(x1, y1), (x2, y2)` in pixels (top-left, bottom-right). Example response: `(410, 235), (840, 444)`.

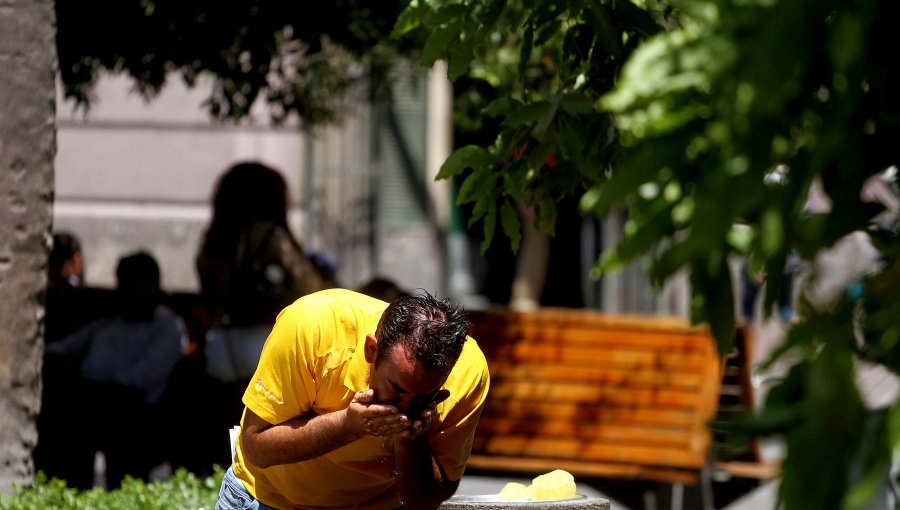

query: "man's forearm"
(393, 438), (458, 510)
(242, 409), (359, 468)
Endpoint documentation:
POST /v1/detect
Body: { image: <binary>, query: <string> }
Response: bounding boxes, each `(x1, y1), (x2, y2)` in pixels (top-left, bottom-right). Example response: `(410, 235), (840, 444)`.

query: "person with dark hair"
(197, 161), (324, 386)
(48, 231), (84, 288)
(307, 250), (340, 289)
(357, 276), (411, 303)
(45, 251), (187, 487)
(215, 288), (490, 510)
(36, 231), (92, 488)
(44, 231), (88, 345)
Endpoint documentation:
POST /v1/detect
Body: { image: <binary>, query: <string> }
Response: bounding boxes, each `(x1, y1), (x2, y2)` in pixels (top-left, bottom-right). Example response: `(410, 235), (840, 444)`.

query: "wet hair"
(374, 291), (470, 377)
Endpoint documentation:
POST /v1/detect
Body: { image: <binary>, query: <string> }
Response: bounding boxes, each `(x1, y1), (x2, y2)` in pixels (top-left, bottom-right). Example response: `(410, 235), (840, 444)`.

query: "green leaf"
(560, 93), (595, 115)
(390, 1), (423, 40)
(534, 20), (563, 47)
(528, 0), (568, 29)
(472, 0), (508, 47)
(448, 17), (476, 81)
(597, 205), (674, 278)
(524, 141), (555, 173)
(688, 258), (736, 355)
(483, 97), (521, 117)
(518, 22), (534, 84)
(533, 96), (560, 136)
(420, 20), (463, 68)
(502, 101), (555, 128)
(437, 145), (498, 180)
(500, 199), (522, 253)
(759, 206), (785, 258)
(469, 187), (497, 226)
(502, 171), (527, 203)
(427, 4), (467, 25)
(480, 201), (498, 254)
(586, 3), (621, 57)
(457, 167), (498, 204)
(614, 0), (664, 37)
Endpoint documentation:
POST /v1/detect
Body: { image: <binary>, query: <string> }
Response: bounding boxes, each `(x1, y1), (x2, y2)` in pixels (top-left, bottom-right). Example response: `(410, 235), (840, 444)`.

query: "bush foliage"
(0, 468), (224, 510)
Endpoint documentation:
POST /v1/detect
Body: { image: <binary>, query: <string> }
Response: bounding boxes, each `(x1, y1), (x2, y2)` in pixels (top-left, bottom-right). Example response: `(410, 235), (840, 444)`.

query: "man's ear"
(364, 334), (377, 364)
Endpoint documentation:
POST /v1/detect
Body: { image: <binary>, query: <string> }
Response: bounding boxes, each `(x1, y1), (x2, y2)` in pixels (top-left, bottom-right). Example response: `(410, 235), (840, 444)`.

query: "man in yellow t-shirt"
(215, 288), (490, 510)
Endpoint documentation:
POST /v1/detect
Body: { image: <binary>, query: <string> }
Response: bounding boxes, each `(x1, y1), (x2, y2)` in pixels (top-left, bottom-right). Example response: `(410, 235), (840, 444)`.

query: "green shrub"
(0, 467), (224, 510)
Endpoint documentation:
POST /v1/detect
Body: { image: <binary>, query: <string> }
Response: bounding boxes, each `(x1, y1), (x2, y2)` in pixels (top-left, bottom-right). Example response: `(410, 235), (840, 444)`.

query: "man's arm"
(241, 389), (409, 469)
(392, 394), (459, 510)
(393, 435), (460, 510)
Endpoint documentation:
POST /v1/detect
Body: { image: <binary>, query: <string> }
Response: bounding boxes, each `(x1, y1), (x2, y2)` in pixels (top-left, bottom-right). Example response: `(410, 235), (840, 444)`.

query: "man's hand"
(345, 389), (408, 439)
(400, 389), (450, 440)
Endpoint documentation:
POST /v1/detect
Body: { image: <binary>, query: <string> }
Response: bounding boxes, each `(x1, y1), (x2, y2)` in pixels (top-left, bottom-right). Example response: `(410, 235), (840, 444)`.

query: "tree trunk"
(0, 0), (57, 494)
(508, 206), (550, 312)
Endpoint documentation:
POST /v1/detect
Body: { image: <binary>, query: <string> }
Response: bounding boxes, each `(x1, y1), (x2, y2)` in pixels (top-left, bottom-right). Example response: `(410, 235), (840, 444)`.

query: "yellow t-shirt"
(232, 288), (490, 510)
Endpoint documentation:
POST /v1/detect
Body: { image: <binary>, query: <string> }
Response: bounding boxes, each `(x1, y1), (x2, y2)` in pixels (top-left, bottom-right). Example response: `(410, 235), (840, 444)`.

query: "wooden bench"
(712, 323), (782, 482)
(464, 308), (724, 508)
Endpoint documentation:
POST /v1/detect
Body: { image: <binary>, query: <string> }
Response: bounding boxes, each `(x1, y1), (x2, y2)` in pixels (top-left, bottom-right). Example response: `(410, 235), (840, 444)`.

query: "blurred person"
(48, 231), (84, 287)
(45, 251), (188, 488)
(307, 250), (340, 289)
(740, 252), (800, 324)
(195, 161), (324, 468)
(357, 276), (411, 303)
(35, 232), (94, 488)
(215, 289), (489, 510)
(197, 161), (324, 388)
(44, 231), (88, 344)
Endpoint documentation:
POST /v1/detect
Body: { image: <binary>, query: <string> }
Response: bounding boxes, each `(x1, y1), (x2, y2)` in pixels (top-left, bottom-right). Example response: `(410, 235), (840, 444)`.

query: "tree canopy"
(397, 0), (900, 508)
(56, 0), (409, 124)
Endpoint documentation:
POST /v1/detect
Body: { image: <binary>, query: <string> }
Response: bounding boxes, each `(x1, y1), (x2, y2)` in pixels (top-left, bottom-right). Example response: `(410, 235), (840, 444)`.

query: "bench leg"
(643, 488), (658, 510)
(671, 483), (684, 510)
(700, 461), (715, 510)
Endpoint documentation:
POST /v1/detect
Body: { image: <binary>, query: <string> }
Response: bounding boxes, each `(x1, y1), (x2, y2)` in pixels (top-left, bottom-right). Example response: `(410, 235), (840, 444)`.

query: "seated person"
(46, 251), (188, 488)
(44, 231), (88, 344)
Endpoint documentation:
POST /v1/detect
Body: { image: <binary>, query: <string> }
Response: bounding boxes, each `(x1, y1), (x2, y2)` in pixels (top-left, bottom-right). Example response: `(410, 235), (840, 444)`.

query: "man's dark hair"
(374, 291), (470, 376)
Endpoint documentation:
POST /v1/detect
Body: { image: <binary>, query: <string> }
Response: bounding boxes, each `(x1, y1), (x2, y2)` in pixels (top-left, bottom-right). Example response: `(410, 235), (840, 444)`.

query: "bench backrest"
(466, 308), (722, 482)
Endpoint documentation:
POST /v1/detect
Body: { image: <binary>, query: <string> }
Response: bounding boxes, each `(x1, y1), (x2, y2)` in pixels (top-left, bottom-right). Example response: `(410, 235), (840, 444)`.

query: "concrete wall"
(55, 74), (310, 292)
(53, 67), (453, 297)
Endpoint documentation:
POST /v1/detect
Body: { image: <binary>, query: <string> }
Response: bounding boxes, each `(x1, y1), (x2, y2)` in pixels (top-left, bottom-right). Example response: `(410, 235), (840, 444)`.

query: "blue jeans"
(216, 466), (280, 510)
(215, 465), (409, 510)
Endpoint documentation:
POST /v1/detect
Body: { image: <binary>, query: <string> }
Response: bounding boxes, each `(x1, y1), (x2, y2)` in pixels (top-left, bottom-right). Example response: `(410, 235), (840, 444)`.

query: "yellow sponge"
(528, 469), (577, 501)
(496, 482), (531, 502)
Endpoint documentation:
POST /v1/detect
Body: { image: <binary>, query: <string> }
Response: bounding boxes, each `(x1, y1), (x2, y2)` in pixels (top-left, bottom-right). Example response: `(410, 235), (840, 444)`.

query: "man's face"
(365, 335), (445, 418)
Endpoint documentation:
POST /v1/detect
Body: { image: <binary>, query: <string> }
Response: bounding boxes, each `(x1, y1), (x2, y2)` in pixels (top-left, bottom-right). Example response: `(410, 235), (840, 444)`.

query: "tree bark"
(508, 206), (550, 312)
(0, 0), (57, 494)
